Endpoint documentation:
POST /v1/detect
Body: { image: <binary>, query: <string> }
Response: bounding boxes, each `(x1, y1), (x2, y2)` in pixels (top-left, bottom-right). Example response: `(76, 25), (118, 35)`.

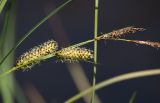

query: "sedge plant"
(0, 0), (160, 103)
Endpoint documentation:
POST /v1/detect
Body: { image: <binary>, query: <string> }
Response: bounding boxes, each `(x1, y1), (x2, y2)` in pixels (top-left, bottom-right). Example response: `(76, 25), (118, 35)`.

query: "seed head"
(55, 47), (93, 62)
(97, 26), (145, 40)
(130, 40), (160, 48)
(16, 40), (58, 70)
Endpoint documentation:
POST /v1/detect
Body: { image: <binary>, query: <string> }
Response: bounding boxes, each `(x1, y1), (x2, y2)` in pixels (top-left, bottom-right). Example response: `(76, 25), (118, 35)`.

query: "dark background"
(11, 0), (160, 103)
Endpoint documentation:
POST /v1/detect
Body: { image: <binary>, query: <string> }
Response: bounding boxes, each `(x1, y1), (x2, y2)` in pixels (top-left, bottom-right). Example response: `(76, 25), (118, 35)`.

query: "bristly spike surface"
(130, 40), (160, 48)
(16, 40), (58, 70)
(55, 47), (93, 62)
(97, 26), (145, 40)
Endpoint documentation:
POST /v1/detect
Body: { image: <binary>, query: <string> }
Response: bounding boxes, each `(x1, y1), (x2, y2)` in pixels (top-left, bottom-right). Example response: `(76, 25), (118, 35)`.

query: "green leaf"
(0, 1), (15, 103)
(0, 0), (7, 14)
(64, 69), (160, 103)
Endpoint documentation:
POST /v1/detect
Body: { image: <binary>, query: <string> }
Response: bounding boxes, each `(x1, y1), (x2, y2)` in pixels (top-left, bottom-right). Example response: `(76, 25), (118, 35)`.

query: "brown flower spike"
(16, 40), (58, 70)
(97, 26), (145, 40)
(130, 40), (160, 48)
(55, 47), (93, 62)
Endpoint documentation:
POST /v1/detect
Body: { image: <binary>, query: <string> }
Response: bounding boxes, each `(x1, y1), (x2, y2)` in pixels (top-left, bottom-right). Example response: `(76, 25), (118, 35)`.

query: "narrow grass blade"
(0, 0), (7, 14)
(129, 92), (137, 103)
(0, 0), (72, 66)
(64, 69), (160, 103)
(0, 5), (10, 48)
(0, 1), (15, 103)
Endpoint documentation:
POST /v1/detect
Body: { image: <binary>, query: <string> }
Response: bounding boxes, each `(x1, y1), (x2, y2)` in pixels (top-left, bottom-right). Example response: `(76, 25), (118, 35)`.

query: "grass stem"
(0, 67), (17, 78)
(91, 0), (99, 103)
(128, 92), (137, 103)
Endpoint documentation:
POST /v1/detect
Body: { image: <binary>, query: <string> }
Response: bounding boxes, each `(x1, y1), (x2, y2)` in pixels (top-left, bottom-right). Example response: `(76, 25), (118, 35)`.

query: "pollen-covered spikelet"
(16, 40), (58, 70)
(55, 47), (93, 62)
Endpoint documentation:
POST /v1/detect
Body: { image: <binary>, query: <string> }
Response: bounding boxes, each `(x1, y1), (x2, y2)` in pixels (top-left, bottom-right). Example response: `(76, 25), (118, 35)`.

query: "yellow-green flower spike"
(16, 40), (58, 70)
(55, 47), (93, 62)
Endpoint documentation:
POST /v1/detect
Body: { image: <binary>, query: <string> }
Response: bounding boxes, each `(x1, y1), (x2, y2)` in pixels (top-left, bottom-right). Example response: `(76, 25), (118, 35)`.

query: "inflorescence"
(16, 40), (93, 70)
(15, 26), (160, 71)
(55, 47), (93, 62)
(16, 40), (58, 70)
(97, 26), (145, 40)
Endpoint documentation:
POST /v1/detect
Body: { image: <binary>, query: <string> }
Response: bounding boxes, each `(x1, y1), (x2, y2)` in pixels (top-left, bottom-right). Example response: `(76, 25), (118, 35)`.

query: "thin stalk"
(64, 69), (160, 103)
(0, 67), (17, 78)
(109, 38), (137, 42)
(0, 0), (72, 66)
(91, 0), (99, 103)
(70, 39), (94, 48)
(128, 92), (137, 103)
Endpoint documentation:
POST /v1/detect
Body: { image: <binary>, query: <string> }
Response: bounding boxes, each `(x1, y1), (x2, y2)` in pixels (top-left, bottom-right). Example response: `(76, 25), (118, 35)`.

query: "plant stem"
(64, 69), (160, 103)
(128, 92), (137, 103)
(70, 39), (94, 48)
(91, 0), (99, 103)
(0, 67), (17, 78)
